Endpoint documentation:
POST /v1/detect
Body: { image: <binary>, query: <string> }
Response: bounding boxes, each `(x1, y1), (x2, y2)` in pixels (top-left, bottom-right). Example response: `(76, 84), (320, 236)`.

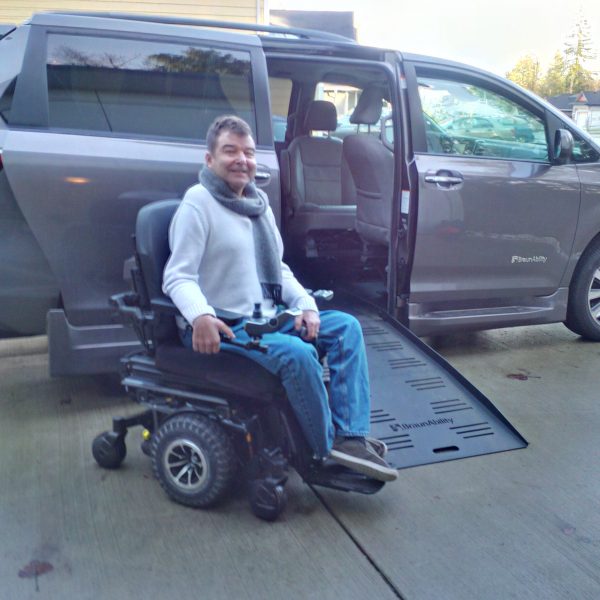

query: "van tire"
(565, 243), (600, 340)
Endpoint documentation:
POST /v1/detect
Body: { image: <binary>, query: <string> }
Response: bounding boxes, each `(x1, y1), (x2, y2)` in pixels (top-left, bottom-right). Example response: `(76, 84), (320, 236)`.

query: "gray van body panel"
(401, 56), (600, 336)
(29, 12), (263, 48)
(3, 19), (279, 334)
(1, 14), (600, 369)
(567, 162), (600, 276)
(0, 23), (60, 334)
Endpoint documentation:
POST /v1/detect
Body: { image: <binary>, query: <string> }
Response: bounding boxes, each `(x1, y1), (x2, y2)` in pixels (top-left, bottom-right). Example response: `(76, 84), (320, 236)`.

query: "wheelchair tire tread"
(151, 413), (236, 508)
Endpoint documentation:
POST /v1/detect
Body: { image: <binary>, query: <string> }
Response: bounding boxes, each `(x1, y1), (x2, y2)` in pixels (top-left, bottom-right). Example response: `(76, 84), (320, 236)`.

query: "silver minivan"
(1, 12), (600, 375)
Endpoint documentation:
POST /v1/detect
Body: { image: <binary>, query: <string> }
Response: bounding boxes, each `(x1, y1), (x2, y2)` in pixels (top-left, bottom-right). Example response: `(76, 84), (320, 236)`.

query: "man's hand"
(192, 314), (235, 354)
(294, 310), (320, 341)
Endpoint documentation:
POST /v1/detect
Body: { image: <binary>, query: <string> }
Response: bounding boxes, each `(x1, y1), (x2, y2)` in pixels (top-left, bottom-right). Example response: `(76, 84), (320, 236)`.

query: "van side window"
(571, 132), (600, 163)
(46, 34), (256, 140)
(315, 82), (359, 138)
(315, 83), (391, 139)
(417, 76), (549, 162)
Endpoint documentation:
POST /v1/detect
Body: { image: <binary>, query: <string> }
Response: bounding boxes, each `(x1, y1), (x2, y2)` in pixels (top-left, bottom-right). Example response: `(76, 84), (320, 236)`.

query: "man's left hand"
(294, 310), (320, 341)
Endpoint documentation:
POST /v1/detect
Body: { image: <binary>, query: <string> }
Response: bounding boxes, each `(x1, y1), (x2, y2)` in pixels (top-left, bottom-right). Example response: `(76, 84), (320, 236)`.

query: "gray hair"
(206, 115), (253, 154)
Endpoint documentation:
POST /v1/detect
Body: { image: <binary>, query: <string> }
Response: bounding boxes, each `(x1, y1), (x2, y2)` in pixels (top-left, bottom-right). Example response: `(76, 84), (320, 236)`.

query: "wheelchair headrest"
(135, 199), (181, 301)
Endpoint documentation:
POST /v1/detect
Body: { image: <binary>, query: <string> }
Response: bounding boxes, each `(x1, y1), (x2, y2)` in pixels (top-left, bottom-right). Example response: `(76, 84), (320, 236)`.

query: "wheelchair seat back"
(132, 199), (284, 402)
(135, 199), (181, 306)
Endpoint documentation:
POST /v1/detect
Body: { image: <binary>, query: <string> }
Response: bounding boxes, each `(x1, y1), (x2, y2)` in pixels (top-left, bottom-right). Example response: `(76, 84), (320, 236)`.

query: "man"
(163, 115), (397, 483)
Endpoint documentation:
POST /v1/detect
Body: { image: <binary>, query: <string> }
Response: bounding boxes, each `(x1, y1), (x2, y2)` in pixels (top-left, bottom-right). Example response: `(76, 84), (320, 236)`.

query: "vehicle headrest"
(350, 87), (384, 125)
(304, 100), (338, 132)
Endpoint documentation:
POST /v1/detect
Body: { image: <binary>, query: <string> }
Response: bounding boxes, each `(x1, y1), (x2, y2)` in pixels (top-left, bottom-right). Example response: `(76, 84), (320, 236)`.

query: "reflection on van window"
(46, 34), (255, 140)
(417, 76), (549, 162)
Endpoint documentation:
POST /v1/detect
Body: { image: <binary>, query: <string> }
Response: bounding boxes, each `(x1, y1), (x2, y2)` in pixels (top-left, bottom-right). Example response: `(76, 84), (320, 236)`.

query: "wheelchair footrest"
(304, 460), (385, 495)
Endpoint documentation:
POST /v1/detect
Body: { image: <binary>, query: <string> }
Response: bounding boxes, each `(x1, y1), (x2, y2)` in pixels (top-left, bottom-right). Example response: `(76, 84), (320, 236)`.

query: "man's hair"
(206, 115), (253, 154)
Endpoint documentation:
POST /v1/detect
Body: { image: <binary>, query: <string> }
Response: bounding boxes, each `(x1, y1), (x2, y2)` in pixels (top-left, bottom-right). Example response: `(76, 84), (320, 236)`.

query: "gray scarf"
(199, 167), (282, 304)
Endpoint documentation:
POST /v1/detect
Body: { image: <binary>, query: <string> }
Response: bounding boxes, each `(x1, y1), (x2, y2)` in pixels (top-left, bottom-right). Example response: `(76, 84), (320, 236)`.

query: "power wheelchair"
(92, 199), (384, 521)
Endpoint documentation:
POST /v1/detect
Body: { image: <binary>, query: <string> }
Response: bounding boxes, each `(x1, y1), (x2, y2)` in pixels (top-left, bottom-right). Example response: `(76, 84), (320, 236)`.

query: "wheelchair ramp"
(337, 299), (527, 469)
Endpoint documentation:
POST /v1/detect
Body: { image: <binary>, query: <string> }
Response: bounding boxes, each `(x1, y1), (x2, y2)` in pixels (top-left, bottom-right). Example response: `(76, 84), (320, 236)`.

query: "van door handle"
(255, 168), (271, 183)
(424, 171), (463, 187)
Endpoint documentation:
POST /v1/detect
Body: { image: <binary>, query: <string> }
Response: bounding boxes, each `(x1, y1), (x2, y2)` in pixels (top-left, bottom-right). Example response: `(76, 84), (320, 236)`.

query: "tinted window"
(46, 34), (255, 140)
(315, 83), (391, 139)
(571, 131), (600, 163)
(417, 76), (549, 162)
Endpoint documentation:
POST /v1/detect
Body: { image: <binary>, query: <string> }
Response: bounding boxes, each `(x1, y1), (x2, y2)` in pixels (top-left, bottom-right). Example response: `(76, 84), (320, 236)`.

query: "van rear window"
(46, 34), (256, 141)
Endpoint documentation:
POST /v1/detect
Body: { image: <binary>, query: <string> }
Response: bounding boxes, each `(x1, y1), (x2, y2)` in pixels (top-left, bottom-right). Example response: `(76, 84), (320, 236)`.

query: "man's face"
(205, 130), (257, 196)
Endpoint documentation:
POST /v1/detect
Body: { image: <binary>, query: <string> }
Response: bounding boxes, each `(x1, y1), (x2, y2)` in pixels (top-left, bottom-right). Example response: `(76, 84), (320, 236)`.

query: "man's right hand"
(192, 314), (235, 354)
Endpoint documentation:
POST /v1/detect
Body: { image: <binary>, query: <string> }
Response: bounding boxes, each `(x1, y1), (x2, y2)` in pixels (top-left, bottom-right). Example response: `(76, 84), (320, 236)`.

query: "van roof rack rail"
(45, 12), (356, 43)
(0, 24), (15, 38)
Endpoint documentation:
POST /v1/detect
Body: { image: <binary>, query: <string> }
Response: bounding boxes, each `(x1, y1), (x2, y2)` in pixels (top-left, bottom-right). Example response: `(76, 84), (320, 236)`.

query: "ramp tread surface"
(332, 300), (527, 469)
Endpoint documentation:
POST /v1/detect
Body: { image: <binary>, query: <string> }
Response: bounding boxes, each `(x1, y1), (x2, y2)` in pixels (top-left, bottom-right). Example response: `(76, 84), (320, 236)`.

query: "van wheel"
(151, 414), (236, 508)
(565, 244), (600, 340)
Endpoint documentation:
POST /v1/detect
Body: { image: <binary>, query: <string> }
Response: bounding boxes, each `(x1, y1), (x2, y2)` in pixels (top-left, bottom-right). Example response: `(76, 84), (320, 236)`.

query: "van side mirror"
(553, 128), (574, 164)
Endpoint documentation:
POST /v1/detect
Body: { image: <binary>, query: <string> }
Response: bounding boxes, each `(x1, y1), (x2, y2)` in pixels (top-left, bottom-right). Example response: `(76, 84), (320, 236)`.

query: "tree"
(507, 15), (599, 98)
(539, 52), (569, 97)
(563, 16), (596, 93)
(146, 48), (248, 75)
(506, 55), (541, 93)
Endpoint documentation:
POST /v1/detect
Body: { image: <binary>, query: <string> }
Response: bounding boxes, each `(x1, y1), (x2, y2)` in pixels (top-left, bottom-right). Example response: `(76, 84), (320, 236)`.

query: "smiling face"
(205, 130), (257, 197)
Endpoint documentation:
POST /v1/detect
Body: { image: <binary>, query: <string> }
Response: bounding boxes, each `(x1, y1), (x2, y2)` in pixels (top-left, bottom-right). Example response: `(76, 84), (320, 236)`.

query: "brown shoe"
(366, 437), (388, 458)
(330, 437), (398, 482)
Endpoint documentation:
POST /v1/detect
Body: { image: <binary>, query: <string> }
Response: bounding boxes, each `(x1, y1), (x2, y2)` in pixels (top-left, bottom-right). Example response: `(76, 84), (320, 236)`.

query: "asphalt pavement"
(0, 323), (598, 599)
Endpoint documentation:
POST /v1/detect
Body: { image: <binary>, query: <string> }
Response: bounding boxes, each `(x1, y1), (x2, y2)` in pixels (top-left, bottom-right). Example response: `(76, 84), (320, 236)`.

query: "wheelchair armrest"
(149, 300), (245, 327)
(150, 297), (179, 315)
(110, 292), (144, 321)
(215, 308), (245, 324)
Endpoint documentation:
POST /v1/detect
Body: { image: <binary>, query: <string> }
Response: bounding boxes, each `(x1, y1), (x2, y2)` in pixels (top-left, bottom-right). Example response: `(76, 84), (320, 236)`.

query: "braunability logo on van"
(511, 255), (548, 264)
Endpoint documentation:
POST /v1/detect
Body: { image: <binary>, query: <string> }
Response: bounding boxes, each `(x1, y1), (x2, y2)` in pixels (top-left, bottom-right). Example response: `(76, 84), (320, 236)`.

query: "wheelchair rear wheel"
(151, 413), (236, 508)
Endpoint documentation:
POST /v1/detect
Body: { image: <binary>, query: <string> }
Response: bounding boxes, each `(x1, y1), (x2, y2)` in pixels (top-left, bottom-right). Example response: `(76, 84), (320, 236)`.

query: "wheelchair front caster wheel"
(92, 431), (126, 469)
(249, 481), (287, 521)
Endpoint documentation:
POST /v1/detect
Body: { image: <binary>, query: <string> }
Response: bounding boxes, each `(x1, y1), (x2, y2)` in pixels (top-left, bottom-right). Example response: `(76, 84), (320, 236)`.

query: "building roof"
(546, 93), (578, 111)
(574, 91), (600, 106)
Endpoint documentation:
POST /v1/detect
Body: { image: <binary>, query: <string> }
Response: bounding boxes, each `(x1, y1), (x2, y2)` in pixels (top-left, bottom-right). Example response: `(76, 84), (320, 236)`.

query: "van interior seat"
(343, 87), (394, 246)
(280, 100), (356, 243)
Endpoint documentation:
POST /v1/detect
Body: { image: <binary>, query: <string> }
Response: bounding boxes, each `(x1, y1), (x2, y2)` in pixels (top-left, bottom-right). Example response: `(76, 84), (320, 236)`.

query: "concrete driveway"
(0, 324), (598, 599)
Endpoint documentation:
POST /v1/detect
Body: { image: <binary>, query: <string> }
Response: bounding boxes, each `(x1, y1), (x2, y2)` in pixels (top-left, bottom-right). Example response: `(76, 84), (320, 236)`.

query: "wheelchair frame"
(92, 200), (384, 521)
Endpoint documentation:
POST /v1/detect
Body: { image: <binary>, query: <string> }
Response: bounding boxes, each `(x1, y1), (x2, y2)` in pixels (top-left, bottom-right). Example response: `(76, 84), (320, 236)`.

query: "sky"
(270, 0), (600, 78)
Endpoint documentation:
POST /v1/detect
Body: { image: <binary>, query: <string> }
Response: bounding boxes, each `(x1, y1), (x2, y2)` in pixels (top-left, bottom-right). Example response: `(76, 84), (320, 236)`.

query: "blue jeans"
(180, 310), (370, 459)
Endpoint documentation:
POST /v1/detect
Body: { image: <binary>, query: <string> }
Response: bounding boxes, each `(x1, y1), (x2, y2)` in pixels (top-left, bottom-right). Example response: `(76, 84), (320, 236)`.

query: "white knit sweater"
(163, 183), (318, 325)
